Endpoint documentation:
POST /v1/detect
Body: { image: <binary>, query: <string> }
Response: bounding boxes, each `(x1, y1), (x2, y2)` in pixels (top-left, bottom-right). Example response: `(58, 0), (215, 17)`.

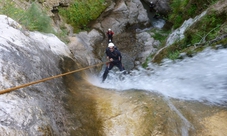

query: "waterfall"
(0, 10), (226, 135)
(89, 47), (227, 106)
(89, 10), (227, 106)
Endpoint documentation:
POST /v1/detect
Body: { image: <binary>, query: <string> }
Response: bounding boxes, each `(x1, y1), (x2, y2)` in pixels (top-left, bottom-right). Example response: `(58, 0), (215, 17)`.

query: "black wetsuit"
(102, 48), (125, 82)
(107, 31), (114, 42)
(149, 3), (156, 12)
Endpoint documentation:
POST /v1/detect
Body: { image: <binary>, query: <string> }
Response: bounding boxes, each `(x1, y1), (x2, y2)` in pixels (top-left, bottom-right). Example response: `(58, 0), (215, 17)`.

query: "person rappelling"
(149, 1), (160, 19)
(106, 28), (114, 42)
(102, 43), (125, 82)
(149, 1), (156, 12)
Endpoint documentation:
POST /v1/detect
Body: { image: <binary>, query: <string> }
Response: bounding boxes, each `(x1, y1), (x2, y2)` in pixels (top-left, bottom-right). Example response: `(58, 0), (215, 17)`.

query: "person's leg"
(102, 67), (109, 82)
(116, 63), (127, 75)
(111, 36), (113, 42)
(116, 63), (127, 80)
(108, 35), (111, 42)
(102, 63), (114, 82)
(116, 63), (124, 71)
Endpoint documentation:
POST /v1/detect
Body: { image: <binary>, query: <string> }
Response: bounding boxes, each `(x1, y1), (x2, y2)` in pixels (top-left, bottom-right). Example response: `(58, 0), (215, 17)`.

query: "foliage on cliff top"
(59, 0), (108, 32)
(0, 0), (70, 42)
(152, 8), (227, 64)
(0, 0), (53, 33)
(169, 0), (219, 29)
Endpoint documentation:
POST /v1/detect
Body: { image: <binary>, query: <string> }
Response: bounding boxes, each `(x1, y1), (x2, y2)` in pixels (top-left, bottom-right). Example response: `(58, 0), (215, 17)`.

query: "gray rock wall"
(0, 15), (73, 135)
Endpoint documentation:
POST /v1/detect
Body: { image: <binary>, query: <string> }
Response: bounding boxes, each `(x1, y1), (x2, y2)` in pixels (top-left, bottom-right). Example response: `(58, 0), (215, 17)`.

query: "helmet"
(108, 43), (114, 47)
(108, 28), (111, 31)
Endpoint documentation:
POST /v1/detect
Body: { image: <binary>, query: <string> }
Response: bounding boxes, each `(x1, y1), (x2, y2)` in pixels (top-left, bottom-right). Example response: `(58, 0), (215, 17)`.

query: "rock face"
(136, 31), (159, 63)
(11, 0), (171, 65)
(14, 0), (170, 70)
(67, 0), (161, 71)
(0, 15), (73, 135)
(1, 1), (227, 136)
(92, 0), (150, 35)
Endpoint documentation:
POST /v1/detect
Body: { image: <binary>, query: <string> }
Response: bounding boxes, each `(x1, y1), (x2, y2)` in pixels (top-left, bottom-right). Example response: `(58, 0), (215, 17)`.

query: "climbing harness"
(0, 61), (108, 95)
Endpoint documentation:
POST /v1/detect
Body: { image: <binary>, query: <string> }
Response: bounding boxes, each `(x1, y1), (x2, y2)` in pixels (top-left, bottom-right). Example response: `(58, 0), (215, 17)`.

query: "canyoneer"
(102, 43), (125, 82)
(106, 28), (114, 42)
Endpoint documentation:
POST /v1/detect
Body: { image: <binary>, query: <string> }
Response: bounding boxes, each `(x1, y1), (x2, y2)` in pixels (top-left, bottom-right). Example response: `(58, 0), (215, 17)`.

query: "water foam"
(88, 48), (227, 105)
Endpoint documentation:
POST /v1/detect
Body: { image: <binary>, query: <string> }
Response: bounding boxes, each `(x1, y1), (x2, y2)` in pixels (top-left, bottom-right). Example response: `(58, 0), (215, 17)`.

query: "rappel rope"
(0, 61), (108, 95)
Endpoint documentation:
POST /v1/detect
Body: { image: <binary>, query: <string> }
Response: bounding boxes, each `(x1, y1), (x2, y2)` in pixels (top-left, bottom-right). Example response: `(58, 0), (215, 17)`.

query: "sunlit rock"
(0, 15), (73, 135)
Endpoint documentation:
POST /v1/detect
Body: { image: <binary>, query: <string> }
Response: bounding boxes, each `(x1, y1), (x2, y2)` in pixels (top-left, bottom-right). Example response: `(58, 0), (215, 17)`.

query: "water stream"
(89, 47), (227, 106)
(83, 47), (227, 135)
(1, 14), (227, 135)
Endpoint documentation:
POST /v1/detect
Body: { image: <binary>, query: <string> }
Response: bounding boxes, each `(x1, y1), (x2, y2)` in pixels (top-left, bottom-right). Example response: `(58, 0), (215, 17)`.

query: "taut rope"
(0, 61), (107, 95)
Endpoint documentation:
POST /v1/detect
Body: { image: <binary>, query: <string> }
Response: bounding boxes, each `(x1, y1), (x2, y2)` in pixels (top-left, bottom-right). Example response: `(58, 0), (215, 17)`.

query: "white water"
(152, 18), (165, 29)
(88, 48), (227, 105)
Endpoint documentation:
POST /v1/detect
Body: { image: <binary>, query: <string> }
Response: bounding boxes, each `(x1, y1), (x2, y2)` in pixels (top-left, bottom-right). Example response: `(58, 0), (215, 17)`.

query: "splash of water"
(152, 19), (165, 29)
(88, 48), (227, 105)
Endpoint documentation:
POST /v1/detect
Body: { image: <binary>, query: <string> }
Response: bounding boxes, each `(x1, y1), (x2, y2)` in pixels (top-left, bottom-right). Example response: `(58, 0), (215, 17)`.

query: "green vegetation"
(169, 0), (219, 29)
(141, 0), (225, 65)
(0, 1), (54, 33)
(185, 11), (225, 45)
(20, 3), (54, 33)
(59, 0), (108, 32)
(0, 1), (70, 41)
(168, 50), (180, 60)
(142, 57), (150, 68)
(0, 0), (107, 42)
(152, 9), (226, 64)
(0, 0), (25, 21)
(152, 29), (171, 44)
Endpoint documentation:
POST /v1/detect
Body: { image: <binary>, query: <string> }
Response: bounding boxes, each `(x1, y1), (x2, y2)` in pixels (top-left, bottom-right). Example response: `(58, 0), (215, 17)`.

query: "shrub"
(20, 3), (54, 33)
(0, 1), (54, 33)
(184, 11), (225, 45)
(59, 0), (107, 32)
(168, 0), (219, 29)
(168, 50), (180, 60)
(0, 0), (25, 21)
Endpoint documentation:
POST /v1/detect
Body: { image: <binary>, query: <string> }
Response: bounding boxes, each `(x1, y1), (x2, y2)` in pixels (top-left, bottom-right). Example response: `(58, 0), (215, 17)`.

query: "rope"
(0, 61), (108, 95)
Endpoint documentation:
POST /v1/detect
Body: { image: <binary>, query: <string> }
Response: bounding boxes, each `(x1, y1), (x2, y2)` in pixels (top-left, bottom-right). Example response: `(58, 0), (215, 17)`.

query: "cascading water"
(89, 47), (227, 106)
(86, 9), (227, 135)
(74, 3), (227, 133)
(139, 0), (166, 29)
(0, 9), (226, 134)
